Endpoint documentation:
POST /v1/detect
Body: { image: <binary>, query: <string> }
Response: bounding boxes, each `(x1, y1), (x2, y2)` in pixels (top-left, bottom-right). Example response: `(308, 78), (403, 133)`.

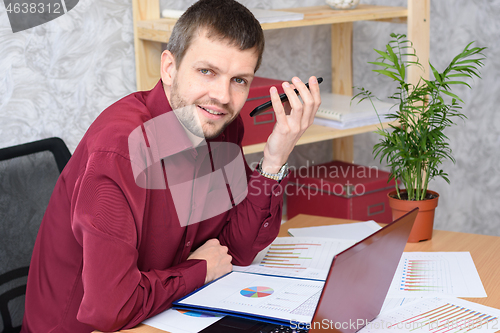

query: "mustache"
(196, 99), (234, 115)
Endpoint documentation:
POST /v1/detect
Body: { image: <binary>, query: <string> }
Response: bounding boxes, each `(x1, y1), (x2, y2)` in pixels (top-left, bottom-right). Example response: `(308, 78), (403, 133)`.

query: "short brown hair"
(166, 0), (265, 72)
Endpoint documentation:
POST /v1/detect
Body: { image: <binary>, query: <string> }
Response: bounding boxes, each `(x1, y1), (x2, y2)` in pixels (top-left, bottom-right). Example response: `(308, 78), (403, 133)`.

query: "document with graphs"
(232, 236), (356, 281)
(387, 252), (486, 298)
(173, 271), (324, 325)
(173, 237), (354, 325)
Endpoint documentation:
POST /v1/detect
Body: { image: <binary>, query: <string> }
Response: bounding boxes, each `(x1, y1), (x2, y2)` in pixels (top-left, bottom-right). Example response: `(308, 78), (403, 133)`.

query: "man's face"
(162, 30), (258, 140)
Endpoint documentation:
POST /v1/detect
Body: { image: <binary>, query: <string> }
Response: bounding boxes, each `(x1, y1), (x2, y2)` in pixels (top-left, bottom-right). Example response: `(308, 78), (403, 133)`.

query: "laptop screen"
(199, 208), (418, 333)
(308, 208), (418, 333)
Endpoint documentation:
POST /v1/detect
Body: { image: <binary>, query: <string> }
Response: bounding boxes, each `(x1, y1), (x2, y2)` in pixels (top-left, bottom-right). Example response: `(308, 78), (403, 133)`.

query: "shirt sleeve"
(71, 151), (206, 332)
(219, 169), (288, 266)
(217, 118), (288, 266)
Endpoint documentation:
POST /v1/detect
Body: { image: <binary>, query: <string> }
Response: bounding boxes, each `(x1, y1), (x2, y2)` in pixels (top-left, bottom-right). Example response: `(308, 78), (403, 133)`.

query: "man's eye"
(234, 78), (246, 84)
(200, 69), (210, 75)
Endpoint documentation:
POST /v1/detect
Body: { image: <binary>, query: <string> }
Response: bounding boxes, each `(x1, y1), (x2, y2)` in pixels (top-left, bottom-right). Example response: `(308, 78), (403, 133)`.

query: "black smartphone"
(249, 77), (323, 117)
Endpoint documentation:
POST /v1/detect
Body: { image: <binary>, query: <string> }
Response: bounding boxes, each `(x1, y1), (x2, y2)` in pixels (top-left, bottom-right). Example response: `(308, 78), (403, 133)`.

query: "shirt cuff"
(178, 259), (207, 293)
(246, 170), (289, 210)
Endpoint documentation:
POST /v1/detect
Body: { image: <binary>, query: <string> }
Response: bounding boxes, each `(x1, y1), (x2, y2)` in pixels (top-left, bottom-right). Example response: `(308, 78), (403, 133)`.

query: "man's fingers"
(283, 79), (303, 118)
(262, 76), (322, 179)
(291, 76), (319, 127)
(270, 86), (287, 124)
(306, 76), (322, 124)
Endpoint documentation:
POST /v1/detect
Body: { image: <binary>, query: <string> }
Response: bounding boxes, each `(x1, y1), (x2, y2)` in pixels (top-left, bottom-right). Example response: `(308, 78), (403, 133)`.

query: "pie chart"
(240, 286), (274, 298)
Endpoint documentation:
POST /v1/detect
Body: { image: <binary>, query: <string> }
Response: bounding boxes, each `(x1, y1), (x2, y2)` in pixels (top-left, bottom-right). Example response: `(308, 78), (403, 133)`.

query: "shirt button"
(273, 185), (282, 196)
(263, 222), (269, 228)
(186, 241), (191, 247)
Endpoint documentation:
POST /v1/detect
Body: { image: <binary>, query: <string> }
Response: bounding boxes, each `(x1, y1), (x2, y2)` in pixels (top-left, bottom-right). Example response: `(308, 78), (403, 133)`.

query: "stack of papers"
(142, 221), (491, 332)
(314, 93), (395, 129)
(162, 8), (304, 24)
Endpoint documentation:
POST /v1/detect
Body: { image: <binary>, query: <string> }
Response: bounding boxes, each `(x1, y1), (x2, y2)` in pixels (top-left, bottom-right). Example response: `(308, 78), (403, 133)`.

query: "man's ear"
(161, 50), (176, 87)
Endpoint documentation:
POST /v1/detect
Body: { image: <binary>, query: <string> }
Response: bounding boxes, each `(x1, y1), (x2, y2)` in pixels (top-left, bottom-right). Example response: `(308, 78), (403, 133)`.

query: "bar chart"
(233, 237), (355, 280)
(259, 242), (320, 270)
(359, 297), (500, 333)
(387, 252), (486, 298)
(398, 258), (452, 293)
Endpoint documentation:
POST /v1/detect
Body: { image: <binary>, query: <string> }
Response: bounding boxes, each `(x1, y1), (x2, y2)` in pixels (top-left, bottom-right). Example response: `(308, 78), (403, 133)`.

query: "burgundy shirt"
(22, 81), (286, 332)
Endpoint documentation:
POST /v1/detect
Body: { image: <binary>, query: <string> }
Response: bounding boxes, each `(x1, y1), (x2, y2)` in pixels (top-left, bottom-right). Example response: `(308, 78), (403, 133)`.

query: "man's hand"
(187, 238), (232, 284)
(261, 76), (321, 173)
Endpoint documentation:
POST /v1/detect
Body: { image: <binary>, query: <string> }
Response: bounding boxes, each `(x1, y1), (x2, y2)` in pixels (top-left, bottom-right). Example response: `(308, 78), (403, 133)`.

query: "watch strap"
(257, 157), (289, 181)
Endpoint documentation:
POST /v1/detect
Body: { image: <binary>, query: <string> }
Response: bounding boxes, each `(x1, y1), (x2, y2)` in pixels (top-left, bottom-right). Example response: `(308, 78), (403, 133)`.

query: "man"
(22, 0), (321, 332)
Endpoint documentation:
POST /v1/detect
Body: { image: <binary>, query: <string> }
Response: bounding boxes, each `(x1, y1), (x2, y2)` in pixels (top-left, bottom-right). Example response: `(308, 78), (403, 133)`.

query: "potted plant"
(355, 33), (486, 242)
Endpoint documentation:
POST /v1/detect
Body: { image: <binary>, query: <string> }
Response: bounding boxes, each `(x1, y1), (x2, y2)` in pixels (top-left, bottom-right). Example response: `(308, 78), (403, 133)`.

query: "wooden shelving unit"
(242, 121), (398, 155)
(132, 0), (430, 162)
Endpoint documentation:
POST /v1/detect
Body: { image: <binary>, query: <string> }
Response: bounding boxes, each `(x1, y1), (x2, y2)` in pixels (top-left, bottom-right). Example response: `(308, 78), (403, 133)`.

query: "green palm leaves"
(355, 33), (486, 201)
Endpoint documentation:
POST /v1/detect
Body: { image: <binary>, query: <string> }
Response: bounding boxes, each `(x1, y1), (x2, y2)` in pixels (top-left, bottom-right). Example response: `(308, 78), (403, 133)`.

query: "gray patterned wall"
(0, 0), (498, 235)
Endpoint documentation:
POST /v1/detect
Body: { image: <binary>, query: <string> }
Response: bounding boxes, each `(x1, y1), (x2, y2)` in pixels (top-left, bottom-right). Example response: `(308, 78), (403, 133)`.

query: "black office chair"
(0, 137), (71, 333)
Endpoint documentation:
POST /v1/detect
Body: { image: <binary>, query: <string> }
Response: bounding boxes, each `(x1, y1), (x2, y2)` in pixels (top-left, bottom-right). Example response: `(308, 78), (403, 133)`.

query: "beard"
(169, 78), (236, 140)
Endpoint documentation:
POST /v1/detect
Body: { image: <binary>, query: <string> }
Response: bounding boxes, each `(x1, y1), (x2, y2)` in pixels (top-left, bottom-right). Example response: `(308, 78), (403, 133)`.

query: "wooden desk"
(105, 214), (500, 332)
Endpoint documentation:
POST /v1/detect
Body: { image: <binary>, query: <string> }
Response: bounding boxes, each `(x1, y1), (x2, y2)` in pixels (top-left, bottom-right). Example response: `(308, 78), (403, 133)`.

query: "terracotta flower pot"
(387, 190), (439, 243)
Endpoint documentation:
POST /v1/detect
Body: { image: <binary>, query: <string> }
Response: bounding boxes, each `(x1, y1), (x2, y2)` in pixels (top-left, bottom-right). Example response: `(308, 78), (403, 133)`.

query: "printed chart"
(261, 242), (320, 269)
(222, 280), (321, 315)
(233, 237), (355, 280)
(359, 297), (500, 333)
(387, 252), (486, 298)
(240, 286), (274, 298)
(399, 258), (453, 293)
(176, 271), (324, 324)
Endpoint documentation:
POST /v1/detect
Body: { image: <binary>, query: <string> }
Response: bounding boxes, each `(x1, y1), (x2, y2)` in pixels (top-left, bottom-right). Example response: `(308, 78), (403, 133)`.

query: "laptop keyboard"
(263, 325), (309, 333)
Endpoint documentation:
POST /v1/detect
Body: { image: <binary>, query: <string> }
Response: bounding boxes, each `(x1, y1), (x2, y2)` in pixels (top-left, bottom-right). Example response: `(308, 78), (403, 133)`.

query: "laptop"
(200, 208), (419, 333)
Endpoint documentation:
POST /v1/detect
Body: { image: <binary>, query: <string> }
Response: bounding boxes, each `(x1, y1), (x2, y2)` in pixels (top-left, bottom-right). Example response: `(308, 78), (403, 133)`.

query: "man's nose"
(209, 79), (231, 105)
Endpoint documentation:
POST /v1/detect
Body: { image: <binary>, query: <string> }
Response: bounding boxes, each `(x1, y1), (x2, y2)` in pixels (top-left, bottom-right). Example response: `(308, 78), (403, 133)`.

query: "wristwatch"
(257, 157), (289, 182)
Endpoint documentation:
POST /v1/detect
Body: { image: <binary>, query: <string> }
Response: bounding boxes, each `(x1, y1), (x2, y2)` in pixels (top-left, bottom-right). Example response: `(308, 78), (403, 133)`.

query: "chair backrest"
(0, 138), (71, 333)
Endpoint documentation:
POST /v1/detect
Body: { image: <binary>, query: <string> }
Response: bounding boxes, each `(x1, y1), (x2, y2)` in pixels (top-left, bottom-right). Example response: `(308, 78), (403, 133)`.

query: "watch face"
(279, 163), (289, 176)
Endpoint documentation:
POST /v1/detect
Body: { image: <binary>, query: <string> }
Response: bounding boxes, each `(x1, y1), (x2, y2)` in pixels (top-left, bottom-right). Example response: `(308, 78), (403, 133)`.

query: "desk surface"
(104, 214), (500, 332)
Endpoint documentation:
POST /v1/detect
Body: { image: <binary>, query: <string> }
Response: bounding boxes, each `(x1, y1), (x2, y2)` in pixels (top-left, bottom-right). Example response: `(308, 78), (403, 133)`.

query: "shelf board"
(136, 4), (408, 43)
(260, 5), (408, 29)
(242, 121), (398, 155)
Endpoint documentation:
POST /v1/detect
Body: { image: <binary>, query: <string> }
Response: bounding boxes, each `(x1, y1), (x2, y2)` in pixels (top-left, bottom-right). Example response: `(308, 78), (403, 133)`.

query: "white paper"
(142, 308), (223, 333)
(249, 8), (304, 24)
(161, 9), (184, 19)
(177, 271), (324, 325)
(387, 252), (487, 298)
(287, 221), (381, 242)
(233, 237), (355, 281)
(380, 297), (422, 314)
(359, 297), (500, 332)
(315, 93), (393, 122)
(313, 115), (390, 129)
